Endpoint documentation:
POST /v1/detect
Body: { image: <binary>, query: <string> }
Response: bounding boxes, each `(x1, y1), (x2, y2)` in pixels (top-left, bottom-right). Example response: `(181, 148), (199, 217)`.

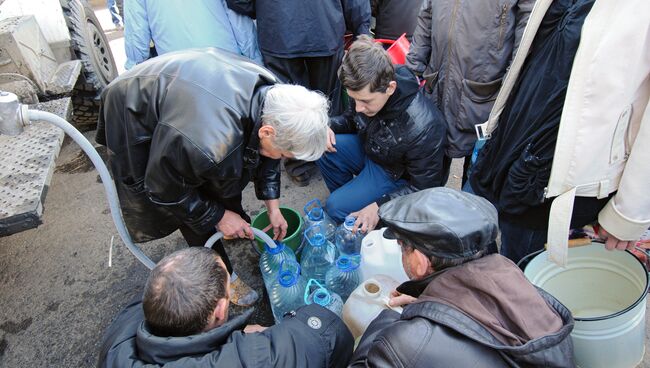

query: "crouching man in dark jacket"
(350, 188), (576, 367)
(98, 247), (353, 367)
(97, 48), (330, 305)
(316, 35), (447, 231)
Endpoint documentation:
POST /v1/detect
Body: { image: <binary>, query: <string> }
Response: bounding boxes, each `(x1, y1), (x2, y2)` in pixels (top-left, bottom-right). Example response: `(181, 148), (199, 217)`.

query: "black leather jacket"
(351, 256), (576, 368)
(98, 298), (353, 367)
(97, 48), (280, 242)
(330, 66), (447, 205)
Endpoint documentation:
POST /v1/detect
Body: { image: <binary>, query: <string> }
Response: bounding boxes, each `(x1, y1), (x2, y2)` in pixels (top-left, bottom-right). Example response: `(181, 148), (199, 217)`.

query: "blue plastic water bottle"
(303, 199), (337, 241)
(269, 259), (307, 323)
(259, 241), (296, 289)
(325, 255), (361, 301)
(303, 279), (344, 316)
(300, 224), (337, 284)
(334, 216), (364, 256)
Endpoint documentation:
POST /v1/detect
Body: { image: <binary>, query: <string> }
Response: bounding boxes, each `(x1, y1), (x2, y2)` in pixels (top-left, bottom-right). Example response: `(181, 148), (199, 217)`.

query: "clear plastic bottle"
(259, 241), (296, 289)
(325, 255), (362, 301)
(303, 279), (344, 316)
(269, 259), (307, 323)
(300, 224), (337, 284)
(335, 216), (364, 256)
(303, 199), (337, 242)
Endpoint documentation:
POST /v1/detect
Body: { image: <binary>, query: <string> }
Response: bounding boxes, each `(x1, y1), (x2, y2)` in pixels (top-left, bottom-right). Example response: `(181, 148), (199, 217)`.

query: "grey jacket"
(406, 0), (535, 158)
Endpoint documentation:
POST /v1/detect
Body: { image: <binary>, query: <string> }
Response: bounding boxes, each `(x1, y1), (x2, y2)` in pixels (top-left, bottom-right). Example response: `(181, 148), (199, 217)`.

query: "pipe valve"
(0, 91), (29, 136)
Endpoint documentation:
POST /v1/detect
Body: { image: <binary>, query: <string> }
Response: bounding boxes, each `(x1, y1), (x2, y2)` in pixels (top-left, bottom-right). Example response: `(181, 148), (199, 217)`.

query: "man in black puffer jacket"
(98, 247), (353, 367)
(317, 35), (447, 231)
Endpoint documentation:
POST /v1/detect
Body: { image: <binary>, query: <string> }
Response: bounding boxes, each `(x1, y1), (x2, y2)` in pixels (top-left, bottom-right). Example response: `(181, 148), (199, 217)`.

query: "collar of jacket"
(135, 308), (255, 364)
(396, 267), (450, 298)
(243, 85), (272, 169)
(376, 66), (420, 120)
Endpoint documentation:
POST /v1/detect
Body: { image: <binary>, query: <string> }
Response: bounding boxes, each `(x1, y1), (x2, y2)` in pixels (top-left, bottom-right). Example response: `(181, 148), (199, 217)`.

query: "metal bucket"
(522, 242), (648, 368)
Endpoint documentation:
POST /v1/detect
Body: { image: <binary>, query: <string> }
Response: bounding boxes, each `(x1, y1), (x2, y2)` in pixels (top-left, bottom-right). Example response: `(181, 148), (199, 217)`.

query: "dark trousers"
(263, 48), (344, 177)
(178, 195), (250, 274)
(316, 134), (406, 222)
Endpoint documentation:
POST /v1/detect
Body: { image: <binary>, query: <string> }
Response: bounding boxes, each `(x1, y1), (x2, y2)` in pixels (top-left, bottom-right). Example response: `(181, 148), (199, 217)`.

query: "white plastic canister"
(523, 242), (649, 368)
(342, 274), (403, 339)
(359, 228), (409, 283)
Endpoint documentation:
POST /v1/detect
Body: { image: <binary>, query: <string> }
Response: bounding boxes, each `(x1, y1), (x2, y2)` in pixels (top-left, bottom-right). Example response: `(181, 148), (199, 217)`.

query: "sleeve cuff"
(598, 199), (650, 241)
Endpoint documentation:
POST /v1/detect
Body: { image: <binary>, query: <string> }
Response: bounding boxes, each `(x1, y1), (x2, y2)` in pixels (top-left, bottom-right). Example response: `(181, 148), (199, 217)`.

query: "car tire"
(61, 0), (118, 130)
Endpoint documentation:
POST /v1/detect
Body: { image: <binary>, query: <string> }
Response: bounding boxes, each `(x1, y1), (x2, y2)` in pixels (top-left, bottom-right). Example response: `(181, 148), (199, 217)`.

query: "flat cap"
(380, 188), (498, 259)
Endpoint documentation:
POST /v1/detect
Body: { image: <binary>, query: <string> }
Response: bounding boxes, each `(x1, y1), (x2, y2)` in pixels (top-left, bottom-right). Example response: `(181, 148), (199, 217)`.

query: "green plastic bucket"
(251, 207), (304, 254)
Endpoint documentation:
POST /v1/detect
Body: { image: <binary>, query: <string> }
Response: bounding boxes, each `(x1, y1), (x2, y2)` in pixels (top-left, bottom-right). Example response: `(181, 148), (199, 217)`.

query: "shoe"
(289, 172), (311, 187)
(114, 23), (123, 31)
(229, 273), (259, 306)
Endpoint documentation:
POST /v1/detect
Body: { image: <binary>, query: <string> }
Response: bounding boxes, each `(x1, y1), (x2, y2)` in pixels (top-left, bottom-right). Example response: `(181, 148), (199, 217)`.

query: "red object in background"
(374, 33), (410, 65)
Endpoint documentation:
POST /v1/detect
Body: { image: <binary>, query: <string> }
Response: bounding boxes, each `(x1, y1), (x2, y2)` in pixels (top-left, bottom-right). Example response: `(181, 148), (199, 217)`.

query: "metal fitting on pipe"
(0, 91), (29, 136)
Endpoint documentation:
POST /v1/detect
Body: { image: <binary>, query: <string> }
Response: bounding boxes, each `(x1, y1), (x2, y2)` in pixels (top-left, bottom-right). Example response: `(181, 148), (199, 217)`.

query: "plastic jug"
(342, 274), (403, 339)
(269, 259), (307, 323)
(335, 216), (364, 256)
(359, 228), (409, 283)
(304, 278), (344, 316)
(303, 199), (337, 241)
(259, 241), (296, 288)
(325, 255), (361, 301)
(300, 224), (337, 283)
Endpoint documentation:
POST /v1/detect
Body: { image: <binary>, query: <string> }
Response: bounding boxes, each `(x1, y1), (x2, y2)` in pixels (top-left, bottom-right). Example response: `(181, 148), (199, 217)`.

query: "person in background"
(97, 48), (330, 306)
(124, 0), (261, 70)
(469, 0), (650, 264)
(107, 0), (123, 30)
(226, 0), (371, 187)
(317, 36), (447, 232)
(371, 0), (423, 41)
(98, 247), (353, 367)
(350, 188), (576, 367)
(406, 0), (534, 186)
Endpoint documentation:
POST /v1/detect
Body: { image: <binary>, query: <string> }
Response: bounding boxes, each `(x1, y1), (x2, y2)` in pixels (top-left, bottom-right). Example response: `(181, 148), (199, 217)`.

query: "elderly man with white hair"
(96, 47), (330, 306)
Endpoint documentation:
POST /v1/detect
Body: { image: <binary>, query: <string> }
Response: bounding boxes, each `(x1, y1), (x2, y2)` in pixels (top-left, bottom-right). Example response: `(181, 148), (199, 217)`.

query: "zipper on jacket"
(497, 3), (509, 49)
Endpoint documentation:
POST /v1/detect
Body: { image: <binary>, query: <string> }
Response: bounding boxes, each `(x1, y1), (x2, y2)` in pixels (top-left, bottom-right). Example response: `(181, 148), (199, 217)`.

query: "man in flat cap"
(349, 188), (576, 367)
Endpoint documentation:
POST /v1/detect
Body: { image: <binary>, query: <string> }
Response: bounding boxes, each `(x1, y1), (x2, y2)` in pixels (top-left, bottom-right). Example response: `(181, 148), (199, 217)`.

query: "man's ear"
(212, 298), (229, 325)
(258, 125), (276, 139)
(413, 249), (433, 278)
(386, 80), (397, 96)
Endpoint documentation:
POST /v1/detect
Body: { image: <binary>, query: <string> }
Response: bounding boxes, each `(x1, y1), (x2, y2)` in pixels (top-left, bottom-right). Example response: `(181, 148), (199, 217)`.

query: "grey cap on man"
(380, 187), (499, 259)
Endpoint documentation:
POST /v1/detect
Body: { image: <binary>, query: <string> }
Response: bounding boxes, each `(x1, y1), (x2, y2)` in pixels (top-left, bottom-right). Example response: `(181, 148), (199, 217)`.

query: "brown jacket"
(350, 254), (575, 367)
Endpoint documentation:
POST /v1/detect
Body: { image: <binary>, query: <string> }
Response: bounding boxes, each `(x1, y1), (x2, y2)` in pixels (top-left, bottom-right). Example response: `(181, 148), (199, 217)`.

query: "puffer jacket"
(350, 255), (575, 367)
(330, 66), (447, 205)
(406, 0), (534, 158)
(98, 299), (353, 367)
(97, 48), (280, 242)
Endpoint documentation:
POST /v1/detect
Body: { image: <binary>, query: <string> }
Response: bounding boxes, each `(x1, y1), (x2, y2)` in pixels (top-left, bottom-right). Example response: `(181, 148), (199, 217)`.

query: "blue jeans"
(316, 134), (406, 223)
(499, 219), (548, 265)
(107, 0), (122, 25)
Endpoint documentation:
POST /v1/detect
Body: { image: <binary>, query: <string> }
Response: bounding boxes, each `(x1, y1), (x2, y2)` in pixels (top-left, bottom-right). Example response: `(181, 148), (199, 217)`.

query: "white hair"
(262, 84), (330, 161)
